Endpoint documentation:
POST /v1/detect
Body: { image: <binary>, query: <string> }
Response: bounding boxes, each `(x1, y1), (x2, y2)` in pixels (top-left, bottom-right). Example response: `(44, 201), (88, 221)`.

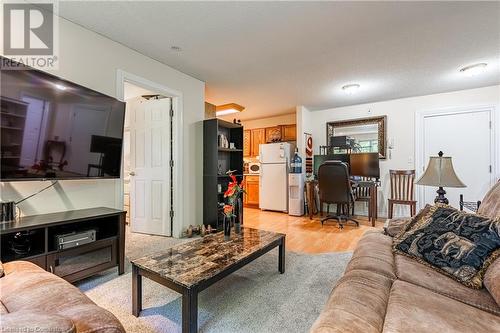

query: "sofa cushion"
(485, 258), (500, 307)
(0, 263), (92, 312)
(310, 269), (393, 333)
(383, 280), (500, 333)
(0, 300), (8, 314)
(395, 254), (500, 315)
(0, 261), (125, 333)
(1, 311), (76, 333)
(394, 204), (500, 288)
(345, 231), (395, 279)
(478, 181), (500, 219)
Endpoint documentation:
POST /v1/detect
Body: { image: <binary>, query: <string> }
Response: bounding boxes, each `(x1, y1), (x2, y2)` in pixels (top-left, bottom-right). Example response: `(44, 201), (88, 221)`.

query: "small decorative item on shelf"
(222, 170), (245, 240)
(218, 133), (229, 148)
(184, 224), (211, 238)
(10, 231), (35, 255)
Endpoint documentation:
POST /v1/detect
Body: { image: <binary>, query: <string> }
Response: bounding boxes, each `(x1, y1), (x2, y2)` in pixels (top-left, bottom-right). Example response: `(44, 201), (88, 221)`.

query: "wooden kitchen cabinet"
(265, 126), (282, 143)
(250, 128), (265, 157)
(281, 124), (297, 141)
(243, 130), (251, 157)
(244, 125), (296, 157)
(243, 175), (259, 208)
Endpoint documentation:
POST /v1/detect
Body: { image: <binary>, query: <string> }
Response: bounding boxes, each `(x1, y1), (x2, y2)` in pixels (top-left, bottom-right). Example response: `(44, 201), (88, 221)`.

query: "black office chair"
(318, 161), (359, 229)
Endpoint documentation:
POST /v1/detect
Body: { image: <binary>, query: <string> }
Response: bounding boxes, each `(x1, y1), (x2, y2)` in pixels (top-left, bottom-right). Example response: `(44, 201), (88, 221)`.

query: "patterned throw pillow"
(392, 204), (433, 239)
(393, 204), (500, 288)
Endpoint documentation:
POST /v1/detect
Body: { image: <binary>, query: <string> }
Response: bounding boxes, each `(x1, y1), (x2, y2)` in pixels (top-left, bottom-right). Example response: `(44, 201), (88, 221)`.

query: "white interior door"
(129, 97), (171, 236)
(419, 108), (493, 207)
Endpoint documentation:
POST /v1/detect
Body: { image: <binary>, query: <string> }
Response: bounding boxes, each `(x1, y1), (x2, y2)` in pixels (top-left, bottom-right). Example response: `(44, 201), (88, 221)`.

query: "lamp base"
(434, 187), (449, 205)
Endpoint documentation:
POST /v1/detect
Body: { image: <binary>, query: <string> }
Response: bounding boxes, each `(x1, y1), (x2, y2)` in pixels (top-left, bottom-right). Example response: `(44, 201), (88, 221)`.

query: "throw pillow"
(387, 204), (433, 239)
(393, 204), (500, 288)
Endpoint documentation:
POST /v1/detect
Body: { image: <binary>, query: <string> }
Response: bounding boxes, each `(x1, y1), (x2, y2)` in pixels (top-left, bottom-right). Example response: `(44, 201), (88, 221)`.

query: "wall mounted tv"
(1, 61), (125, 181)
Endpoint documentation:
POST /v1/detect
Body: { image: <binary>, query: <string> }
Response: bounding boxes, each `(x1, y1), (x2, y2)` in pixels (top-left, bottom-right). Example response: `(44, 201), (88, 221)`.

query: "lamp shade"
(416, 153), (466, 188)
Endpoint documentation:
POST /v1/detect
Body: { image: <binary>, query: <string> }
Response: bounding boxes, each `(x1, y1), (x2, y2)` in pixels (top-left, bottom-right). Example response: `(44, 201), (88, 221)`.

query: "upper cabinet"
(265, 126), (282, 143)
(244, 124), (297, 157)
(243, 130), (251, 157)
(250, 128), (266, 157)
(281, 124), (296, 141)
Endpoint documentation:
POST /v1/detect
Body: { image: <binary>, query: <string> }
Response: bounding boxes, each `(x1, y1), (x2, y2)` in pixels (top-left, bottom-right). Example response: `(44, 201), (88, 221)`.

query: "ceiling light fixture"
(215, 103), (245, 116)
(342, 83), (360, 95)
(55, 84), (67, 91)
(460, 63), (487, 77)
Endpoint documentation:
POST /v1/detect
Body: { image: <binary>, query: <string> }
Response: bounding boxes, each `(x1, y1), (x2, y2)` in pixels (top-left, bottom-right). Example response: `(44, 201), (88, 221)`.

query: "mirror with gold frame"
(326, 116), (387, 159)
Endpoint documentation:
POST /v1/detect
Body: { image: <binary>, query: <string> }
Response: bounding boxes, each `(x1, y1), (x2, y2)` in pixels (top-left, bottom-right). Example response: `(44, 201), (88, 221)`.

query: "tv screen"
(349, 152), (380, 178)
(1, 65), (125, 181)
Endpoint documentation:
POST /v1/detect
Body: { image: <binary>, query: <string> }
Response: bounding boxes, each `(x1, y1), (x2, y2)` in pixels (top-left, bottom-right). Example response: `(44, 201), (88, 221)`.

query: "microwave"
(248, 162), (260, 174)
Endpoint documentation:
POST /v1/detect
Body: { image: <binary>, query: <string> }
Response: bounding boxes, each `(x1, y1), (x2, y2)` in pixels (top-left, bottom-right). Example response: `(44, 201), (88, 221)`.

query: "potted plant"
(223, 170), (245, 240)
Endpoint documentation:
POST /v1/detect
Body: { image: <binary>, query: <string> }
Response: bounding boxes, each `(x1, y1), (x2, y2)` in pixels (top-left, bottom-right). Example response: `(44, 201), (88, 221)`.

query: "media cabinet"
(0, 207), (126, 282)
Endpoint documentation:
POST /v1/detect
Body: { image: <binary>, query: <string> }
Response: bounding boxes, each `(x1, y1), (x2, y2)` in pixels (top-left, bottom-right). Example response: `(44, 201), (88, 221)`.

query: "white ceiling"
(58, 1), (500, 120)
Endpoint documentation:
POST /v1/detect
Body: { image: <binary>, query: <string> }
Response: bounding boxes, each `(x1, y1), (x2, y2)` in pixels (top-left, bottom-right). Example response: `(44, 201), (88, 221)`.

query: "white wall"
(237, 113), (296, 130)
(300, 85), (500, 218)
(1, 14), (205, 237)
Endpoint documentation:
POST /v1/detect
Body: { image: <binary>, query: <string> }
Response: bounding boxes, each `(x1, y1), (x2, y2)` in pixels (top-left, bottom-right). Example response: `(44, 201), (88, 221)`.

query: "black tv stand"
(0, 207), (126, 283)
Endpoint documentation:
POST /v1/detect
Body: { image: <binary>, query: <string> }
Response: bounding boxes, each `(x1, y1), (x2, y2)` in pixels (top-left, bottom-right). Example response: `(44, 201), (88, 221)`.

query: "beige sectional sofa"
(311, 182), (500, 333)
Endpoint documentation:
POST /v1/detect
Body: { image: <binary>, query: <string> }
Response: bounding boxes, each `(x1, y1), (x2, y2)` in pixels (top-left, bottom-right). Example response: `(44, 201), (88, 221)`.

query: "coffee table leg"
(279, 238), (285, 274)
(132, 265), (142, 317)
(182, 288), (198, 333)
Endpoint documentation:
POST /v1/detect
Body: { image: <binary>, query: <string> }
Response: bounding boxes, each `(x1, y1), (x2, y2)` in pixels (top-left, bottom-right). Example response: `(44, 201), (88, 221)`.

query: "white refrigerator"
(259, 142), (293, 212)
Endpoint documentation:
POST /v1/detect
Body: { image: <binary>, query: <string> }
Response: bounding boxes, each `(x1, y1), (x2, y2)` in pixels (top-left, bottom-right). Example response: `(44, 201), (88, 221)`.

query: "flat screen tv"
(1, 62), (125, 181)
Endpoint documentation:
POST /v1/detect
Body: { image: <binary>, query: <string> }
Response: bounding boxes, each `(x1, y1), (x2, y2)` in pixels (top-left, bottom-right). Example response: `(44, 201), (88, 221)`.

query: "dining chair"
(351, 176), (378, 221)
(388, 169), (416, 218)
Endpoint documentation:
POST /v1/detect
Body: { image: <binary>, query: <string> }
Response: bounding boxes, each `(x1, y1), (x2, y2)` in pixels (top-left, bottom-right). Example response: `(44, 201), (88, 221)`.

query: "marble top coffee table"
(131, 227), (285, 333)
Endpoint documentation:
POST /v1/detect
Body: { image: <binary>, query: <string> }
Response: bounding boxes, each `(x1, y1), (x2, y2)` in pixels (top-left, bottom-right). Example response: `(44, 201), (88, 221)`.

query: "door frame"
(116, 69), (184, 238)
(415, 105), (498, 209)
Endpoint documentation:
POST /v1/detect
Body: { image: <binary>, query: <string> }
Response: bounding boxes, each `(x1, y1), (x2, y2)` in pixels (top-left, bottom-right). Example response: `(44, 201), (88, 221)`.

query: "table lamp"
(416, 151), (466, 204)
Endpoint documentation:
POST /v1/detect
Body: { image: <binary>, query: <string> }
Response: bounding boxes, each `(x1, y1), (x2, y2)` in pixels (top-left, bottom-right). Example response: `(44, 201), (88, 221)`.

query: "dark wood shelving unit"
(0, 207), (126, 283)
(203, 119), (244, 229)
(218, 148), (243, 152)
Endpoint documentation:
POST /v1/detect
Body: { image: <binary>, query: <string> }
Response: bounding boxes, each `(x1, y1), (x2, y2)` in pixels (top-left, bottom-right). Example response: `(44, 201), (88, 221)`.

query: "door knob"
(129, 171), (136, 176)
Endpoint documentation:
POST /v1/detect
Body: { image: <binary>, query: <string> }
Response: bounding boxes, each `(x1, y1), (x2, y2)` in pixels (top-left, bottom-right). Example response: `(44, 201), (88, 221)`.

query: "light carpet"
(77, 230), (352, 333)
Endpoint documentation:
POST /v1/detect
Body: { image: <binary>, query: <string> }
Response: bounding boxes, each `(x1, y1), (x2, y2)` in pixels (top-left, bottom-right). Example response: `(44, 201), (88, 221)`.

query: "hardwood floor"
(243, 208), (385, 254)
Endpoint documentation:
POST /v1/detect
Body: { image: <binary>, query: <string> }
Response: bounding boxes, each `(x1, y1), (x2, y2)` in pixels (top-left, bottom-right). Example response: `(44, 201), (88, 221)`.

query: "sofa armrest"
(310, 270), (393, 333)
(0, 311), (76, 333)
(484, 258), (500, 307)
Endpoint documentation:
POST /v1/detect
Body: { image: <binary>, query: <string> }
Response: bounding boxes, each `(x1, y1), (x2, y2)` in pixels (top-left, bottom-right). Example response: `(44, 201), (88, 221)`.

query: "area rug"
(77, 232), (352, 333)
